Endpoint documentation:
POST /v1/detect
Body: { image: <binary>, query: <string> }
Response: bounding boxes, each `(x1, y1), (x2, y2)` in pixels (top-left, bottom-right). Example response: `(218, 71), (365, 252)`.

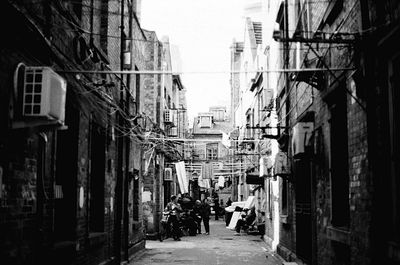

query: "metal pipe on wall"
(114, 1), (125, 264)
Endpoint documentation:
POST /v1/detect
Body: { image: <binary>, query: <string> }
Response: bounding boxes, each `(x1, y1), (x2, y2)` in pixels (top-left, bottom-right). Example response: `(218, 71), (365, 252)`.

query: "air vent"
(164, 168), (173, 181)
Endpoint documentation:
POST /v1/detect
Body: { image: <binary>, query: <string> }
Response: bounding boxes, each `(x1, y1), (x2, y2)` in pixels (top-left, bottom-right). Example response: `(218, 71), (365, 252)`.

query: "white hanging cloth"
(174, 161), (189, 193)
(218, 176), (225, 187)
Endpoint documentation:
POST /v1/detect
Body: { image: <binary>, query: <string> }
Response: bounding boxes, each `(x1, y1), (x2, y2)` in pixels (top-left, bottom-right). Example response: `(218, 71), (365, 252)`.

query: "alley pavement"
(129, 219), (284, 265)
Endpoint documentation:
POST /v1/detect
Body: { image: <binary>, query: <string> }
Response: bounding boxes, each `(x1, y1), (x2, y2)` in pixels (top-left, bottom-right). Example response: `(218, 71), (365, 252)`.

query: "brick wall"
(0, 1), (146, 265)
(273, 1), (373, 264)
(288, 1), (371, 264)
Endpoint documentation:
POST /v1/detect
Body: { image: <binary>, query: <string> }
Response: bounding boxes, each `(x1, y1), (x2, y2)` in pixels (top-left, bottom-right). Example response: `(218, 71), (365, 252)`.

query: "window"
(245, 111), (254, 139)
(206, 143), (218, 160)
(194, 143), (205, 160)
(246, 113), (252, 138)
(200, 116), (212, 128)
(211, 109), (224, 121)
(329, 89), (349, 227)
(259, 89), (264, 113)
(266, 179), (273, 218)
(281, 178), (289, 216)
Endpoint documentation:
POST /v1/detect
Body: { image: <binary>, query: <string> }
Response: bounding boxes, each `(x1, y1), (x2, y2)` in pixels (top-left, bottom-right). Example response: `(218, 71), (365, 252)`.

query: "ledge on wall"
(326, 226), (350, 245)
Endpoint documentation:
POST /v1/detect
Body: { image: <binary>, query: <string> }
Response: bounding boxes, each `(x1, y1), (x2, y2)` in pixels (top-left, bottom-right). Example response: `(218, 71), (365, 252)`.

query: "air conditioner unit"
(164, 109), (173, 123)
(22, 66), (66, 123)
(292, 122), (314, 157)
(164, 168), (173, 181)
(168, 127), (178, 137)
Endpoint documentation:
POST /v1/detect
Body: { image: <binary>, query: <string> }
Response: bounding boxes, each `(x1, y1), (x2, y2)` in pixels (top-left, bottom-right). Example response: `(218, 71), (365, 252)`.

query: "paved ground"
(130, 219), (284, 265)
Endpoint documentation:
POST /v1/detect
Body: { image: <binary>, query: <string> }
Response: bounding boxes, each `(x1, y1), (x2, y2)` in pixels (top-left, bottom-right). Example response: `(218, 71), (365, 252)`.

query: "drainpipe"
(114, 1), (125, 264)
(123, 2), (133, 261)
(284, 0), (290, 131)
(36, 132), (47, 263)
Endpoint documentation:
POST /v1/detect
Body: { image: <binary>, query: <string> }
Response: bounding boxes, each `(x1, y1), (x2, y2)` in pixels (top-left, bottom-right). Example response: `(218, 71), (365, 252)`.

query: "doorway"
(294, 157), (313, 264)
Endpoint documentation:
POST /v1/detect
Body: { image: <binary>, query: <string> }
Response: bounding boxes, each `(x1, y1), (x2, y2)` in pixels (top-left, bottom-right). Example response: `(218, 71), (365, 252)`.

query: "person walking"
(192, 200), (203, 234)
(200, 198), (211, 235)
(164, 195), (183, 241)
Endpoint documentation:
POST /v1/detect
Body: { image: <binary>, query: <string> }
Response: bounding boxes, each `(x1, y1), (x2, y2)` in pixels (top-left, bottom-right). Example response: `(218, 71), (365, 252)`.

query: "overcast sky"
(141, 0), (245, 123)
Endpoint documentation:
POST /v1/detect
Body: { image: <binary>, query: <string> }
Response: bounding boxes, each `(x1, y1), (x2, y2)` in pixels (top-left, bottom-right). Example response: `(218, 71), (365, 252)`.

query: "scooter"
(159, 211), (177, 241)
(159, 210), (184, 241)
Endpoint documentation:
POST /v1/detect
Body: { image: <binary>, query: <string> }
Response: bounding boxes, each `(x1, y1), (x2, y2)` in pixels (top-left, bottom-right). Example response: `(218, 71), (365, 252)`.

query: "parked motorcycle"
(159, 209), (185, 241)
(159, 211), (172, 242)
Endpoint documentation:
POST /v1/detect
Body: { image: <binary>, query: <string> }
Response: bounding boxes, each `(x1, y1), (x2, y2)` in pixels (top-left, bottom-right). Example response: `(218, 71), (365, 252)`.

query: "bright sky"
(141, 0), (245, 123)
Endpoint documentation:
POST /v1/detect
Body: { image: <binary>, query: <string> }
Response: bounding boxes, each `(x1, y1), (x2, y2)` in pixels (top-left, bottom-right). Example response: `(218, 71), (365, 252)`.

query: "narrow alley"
(1, 1), (400, 265)
(131, 219), (283, 265)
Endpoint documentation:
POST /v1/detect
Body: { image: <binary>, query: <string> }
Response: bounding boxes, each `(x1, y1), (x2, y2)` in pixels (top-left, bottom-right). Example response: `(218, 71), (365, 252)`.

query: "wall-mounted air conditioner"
(291, 122), (314, 157)
(168, 127), (178, 137)
(164, 109), (173, 123)
(164, 168), (173, 181)
(22, 66), (66, 123)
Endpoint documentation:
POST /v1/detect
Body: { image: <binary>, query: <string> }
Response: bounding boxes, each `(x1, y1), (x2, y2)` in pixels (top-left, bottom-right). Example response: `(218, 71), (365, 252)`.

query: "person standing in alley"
(164, 195), (183, 241)
(213, 195), (220, 220)
(200, 198), (211, 235)
(219, 199), (225, 218)
(193, 200), (203, 234)
(226, 197), (232, 207)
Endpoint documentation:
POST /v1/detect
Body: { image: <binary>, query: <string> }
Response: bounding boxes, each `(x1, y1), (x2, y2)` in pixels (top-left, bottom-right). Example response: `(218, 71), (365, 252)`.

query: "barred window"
(206, 143), (218, 160)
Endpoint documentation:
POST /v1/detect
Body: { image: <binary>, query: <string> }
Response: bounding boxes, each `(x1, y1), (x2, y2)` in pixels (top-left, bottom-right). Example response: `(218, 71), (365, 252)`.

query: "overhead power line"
(145, 137), (274, 142)
(58, 67), (355, 75)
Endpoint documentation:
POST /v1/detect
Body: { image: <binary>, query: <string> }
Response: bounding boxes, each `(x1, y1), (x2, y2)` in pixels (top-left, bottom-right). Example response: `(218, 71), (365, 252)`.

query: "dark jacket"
(193, 204), (202, 217)
(200, 202), (211, 219)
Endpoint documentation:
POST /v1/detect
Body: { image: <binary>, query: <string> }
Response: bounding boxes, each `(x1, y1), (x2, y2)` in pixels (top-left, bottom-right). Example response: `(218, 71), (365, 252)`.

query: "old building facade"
(232, 0), (400, 264)
(185, 107), (233, 203)
(0, 1), (187, 265)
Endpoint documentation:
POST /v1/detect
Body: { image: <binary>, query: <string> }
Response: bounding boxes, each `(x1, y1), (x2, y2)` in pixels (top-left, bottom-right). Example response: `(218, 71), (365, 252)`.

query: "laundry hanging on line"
(201, 162), (214, 179)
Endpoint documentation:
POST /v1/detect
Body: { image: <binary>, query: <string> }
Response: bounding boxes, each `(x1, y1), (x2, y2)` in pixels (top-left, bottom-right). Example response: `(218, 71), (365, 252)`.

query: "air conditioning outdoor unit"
(164, 168), (173, 181)
(164, 109), (172, 123)
(292, 122), (314, 157)
(22, 66), (67, 123)
(168, 127), (178, 137)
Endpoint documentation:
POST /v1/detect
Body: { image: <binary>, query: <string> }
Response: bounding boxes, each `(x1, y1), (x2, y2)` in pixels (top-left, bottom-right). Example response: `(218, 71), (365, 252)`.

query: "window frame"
(206, 143), (218, 161)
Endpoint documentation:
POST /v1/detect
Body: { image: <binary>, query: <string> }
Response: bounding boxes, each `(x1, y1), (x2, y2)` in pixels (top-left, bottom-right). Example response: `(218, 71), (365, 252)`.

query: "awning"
(246, 172), (264, 185)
